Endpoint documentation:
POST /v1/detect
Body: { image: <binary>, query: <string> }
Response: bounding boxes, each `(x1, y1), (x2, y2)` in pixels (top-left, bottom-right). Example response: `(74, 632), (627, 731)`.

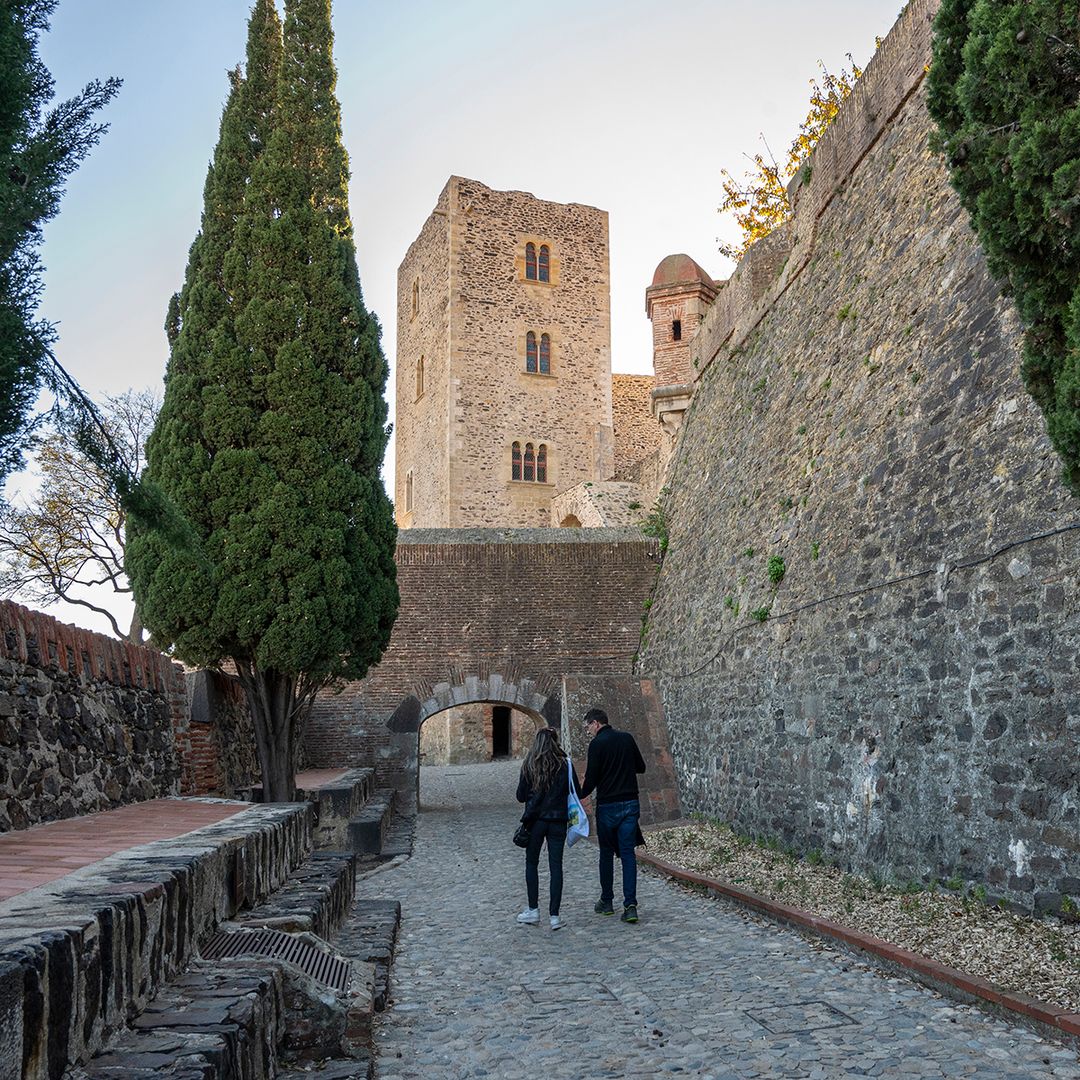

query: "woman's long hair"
(523, 726), (567, 794)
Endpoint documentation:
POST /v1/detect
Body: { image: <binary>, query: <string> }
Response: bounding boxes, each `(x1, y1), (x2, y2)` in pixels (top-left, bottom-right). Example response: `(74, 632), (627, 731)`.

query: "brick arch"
(305, 529), (667, 813)
(387, 677), (560, 735)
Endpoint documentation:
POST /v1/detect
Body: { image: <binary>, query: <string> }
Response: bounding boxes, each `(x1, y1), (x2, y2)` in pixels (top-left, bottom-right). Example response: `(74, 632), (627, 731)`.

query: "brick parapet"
(0, 599), (180, 694)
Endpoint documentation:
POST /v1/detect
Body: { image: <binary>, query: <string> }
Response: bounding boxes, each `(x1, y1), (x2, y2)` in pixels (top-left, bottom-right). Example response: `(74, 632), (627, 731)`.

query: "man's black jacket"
(580, 725), (646, 805)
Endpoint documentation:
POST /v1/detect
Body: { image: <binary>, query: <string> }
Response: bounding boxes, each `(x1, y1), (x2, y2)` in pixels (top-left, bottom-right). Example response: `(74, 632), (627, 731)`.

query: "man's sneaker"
(516, 908), (539, 925)
(621, 904), (639, 923)
(594, 899), (615, 915)
(550, 915), (563, 930)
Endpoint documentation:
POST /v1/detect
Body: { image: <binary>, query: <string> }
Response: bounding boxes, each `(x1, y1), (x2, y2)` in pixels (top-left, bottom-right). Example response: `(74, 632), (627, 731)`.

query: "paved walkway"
(363, 762), (1080, 1080)
(0, 798), (246, 900)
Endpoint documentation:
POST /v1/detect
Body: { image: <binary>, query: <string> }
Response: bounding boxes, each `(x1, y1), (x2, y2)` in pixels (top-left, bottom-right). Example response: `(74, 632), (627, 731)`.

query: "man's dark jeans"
(596, 799), (640, 907)
(525, 818), (567, 915)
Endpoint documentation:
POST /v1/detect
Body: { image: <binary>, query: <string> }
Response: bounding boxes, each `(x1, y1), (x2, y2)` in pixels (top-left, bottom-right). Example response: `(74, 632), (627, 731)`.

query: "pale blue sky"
(24, 0), (901, 633)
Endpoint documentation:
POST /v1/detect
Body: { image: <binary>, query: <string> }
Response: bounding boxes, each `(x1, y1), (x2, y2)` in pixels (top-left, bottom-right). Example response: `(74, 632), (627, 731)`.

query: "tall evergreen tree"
(0, 0), (119, 484)
(928, 0), (1080, 496)
(129, 0), (398, 800)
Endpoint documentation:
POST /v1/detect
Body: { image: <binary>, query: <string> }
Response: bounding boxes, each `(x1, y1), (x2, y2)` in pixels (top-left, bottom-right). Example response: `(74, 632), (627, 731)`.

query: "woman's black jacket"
(516, 759), (583, 823)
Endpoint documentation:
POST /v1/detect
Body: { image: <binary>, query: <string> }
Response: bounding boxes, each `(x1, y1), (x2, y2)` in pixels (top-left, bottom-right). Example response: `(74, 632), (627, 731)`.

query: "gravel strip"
(646, 820), (1080, 1013)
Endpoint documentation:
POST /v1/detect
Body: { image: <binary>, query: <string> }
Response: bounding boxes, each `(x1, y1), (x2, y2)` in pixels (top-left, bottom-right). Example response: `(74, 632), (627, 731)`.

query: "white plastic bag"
(566, 758), (589, 847)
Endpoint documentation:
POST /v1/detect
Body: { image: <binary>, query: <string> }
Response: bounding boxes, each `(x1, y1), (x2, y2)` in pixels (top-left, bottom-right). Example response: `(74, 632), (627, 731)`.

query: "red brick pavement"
(0, 799), (247, 902)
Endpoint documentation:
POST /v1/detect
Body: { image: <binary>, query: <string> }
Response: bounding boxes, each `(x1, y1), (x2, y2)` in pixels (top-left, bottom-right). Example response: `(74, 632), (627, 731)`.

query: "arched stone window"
(559, 514), (582, 528)
(672, 318), (682, 341)
(539, 333), (551, 375)
(538, 245), (550, 283)
(411, 278), (420, 317)
(526, 332), (538, 373)
(415, 355), (424, 399)
(512, 442), (548, 482)
(405, 469), (414, 512)
(525, 243), (537, 281)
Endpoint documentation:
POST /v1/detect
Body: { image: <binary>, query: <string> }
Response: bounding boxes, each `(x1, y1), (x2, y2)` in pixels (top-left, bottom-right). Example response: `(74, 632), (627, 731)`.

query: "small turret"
(645, 253), (717, 450)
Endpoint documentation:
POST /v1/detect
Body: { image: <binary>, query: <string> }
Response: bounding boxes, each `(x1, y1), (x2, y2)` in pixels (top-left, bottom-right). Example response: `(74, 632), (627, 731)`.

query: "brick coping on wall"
(639, 851), (1080, 1049)
(398, 526), (648, 545)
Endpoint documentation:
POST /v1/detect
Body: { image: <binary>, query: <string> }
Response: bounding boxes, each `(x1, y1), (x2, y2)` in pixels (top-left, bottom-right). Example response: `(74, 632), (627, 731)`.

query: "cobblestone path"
(361, 763), (1080, 1079)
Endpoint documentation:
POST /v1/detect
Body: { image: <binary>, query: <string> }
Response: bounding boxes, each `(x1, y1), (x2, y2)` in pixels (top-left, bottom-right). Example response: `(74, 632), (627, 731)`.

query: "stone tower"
(645, 253), (717, 449)
(395, 176), (614, 528)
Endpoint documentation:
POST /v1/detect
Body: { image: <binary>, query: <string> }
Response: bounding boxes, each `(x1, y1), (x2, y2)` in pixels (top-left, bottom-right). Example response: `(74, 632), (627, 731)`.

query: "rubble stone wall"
(0, 602), (187, 831)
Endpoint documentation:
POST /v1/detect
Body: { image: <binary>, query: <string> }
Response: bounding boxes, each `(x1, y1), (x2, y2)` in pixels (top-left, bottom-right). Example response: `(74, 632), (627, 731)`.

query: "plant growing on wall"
(928, 0), (1080, 496)
(640, 488), (671, 556)
(128, 0), (399, 801)
(718, 55), (866, 260)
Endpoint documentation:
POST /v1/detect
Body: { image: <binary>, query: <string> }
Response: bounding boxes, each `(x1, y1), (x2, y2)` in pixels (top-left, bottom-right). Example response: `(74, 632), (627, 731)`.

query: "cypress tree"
(129, 0), (283, 657)
(928, 0), (1080, 496)
(130, 0), (398, 801)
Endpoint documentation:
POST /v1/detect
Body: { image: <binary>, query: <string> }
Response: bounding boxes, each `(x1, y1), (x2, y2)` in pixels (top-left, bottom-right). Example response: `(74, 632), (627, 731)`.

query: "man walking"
(578, 707), (647, 923)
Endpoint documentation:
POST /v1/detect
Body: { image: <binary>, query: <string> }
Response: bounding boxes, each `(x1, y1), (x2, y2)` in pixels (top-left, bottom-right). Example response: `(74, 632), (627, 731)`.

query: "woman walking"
(515, 726), (582, 930)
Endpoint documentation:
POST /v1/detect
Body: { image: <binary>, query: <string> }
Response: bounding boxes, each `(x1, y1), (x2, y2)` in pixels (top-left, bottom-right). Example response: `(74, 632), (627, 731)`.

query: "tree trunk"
(236, 663), (298, 802)
(127, 603), (144, 644)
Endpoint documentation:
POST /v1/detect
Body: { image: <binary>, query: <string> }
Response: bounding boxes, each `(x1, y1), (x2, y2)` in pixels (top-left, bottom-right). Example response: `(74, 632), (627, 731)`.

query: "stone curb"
(639, 851), (1080, 1050)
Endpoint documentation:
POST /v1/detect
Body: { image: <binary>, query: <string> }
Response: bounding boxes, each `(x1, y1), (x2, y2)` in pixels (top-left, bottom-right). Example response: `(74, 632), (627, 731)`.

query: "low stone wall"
(0, 801), (312, 1080)
(0, 601), (187, 831)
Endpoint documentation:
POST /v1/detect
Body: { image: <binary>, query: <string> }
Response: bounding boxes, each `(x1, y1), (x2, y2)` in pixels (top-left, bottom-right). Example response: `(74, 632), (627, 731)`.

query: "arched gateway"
(305, 529), (681, 821)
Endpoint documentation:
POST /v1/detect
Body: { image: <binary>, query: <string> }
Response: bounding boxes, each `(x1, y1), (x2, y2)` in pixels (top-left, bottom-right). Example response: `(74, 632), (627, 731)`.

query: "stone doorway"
(418, 702), (539, 766)
(492, 706), (511, 758)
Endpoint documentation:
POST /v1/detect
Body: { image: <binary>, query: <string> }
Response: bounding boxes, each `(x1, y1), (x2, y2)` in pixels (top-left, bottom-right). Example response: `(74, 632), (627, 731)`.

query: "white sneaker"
(516, 908), (539, 925)
(550, 915), (563, 930)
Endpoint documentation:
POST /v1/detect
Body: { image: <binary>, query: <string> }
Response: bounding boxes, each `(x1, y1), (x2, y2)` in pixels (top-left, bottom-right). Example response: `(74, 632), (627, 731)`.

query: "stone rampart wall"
(644, 0), (1079, 911)
(0, 601), (188, 831)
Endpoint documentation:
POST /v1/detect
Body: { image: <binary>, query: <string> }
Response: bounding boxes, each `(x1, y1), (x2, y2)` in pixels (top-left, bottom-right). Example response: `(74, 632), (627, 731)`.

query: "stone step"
(0, 802), (313, 1080)
(334, 899), (402, 1012)
(304, 769), (376, 851)
(76, 961), (285, 1080)
(347, 789), (396, 856)
(231, 850), (357, 939)
(79, 928), (380, 1075)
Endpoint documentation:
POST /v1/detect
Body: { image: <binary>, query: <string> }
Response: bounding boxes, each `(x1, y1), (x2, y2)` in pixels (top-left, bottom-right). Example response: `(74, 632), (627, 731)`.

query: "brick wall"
(306, 528), (661, 794)
(0, 601), (188, 830)
(182, 670), (257, 797)
(643, 0), (1080, 912)
(563, 675), (681, 827)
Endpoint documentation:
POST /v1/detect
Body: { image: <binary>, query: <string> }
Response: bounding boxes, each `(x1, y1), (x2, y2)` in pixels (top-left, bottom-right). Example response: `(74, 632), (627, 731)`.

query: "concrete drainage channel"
(2, 771), (409, 1080)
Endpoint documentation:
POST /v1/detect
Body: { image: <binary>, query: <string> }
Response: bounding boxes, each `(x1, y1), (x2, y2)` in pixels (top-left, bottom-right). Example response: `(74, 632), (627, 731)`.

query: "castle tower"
(395, 176), (614, 528)
(645, 253), (717, 448)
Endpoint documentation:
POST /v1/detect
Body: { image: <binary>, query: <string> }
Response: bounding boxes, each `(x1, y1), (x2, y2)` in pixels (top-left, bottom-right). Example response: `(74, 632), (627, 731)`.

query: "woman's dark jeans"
(596, 799), (640, 907)
(525, 818), (567, 915)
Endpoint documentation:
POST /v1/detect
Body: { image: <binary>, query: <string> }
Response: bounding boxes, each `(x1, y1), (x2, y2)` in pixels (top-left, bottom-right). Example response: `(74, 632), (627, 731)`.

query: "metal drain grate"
(202, 929), (352, 992)
(745, 1000), (857, 1034)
